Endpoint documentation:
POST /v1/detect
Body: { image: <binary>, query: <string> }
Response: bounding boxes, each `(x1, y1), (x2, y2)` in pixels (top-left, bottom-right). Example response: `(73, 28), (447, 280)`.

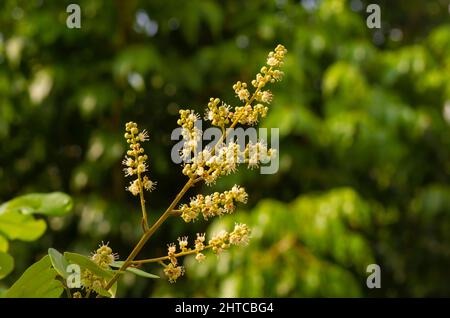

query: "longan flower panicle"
(122, 122), (157, 196)
(181, 139), (277, 185)
(180, 44), (286, 183)
(208, 224), (251, 255)
(91, 242), (119, 269)
(232, 103), (268, 126)
(109, 45), (286, 288)
(178, 185), (248, 223)
(163, 237), (189, 283)
(167, 243), (177, 265)
(80, 270), (101, 293)
(182, 142), (242, 185)
(177, 109), (202, 161)
(231, 44), (287, 126)
(160, 225), (251, 283)
(266, 44), (287, 68)
(80, 243), (118, 294)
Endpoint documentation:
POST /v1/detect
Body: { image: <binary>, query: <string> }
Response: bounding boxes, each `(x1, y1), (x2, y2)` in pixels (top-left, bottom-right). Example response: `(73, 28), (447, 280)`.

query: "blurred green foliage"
(0, 191), (72, 292)
(0, 0), (449, 297)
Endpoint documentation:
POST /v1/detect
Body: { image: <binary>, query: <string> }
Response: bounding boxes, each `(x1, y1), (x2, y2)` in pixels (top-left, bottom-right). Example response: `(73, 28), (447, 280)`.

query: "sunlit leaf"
(0, 210), (46, 241)
(0, 235), (8, 252)
(111, 261), (159, 279)
(48, 248), (70, 279)
(0, 251), (14, 279)
(0, 192), (73, 216)
(5, 255), (63, 298)
(109, 282), (118, 298)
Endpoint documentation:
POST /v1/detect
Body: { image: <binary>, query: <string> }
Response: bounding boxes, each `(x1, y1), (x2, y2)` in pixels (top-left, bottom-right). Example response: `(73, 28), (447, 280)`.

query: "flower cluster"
(163, 263), (185, 284)
(181, 142), (240, 184)
(91, 243), (118, 268)
(179, 44), (286, 182)
(194, 233), (206, 262)
(244, 141), (277, 169)
(162, 224), (250, 283)
(204, 97), (232, 127)
(205, 142), (241, 177)
(114, 45), (286, 288)
(122, 122), (156, 196)
(81, 243), (118, 293)
(230, 44), (287, 126)
(231, 103), (268, 126)
(181, 140), (276, 184)
(177, 110), (202, 160)
(229, 223), (251, 246)
(265, 44), (288, 69)
(205, 97), (233, 128)
(209, 223), (251, 255)
(179, 185), (248, 222)
(233, 81), (250, 102)
(163, 235), (199, 283)
(256, 90), (273, 104)
(169, 236), (209, 269)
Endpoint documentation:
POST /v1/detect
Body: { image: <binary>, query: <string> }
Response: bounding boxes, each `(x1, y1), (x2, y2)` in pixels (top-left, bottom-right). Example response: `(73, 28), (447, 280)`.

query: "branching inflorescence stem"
(105, 45), (287, 291)
(131, 244), (213, 265)
(106, 86), (261, 289)
(105, 177), (195, 290)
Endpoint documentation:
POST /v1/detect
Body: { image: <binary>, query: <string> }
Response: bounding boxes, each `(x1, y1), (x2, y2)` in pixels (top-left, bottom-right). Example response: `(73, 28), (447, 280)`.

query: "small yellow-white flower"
(164, 263), (185, 283)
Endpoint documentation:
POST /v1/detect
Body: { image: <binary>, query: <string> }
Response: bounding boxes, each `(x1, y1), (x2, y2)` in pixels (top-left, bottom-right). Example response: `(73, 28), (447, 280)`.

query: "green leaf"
(0, 251), (14, 279)
(111, 261), (159, 279)
(125, 267), (160, 279)
(0, 210), (46, 241)
(109, 282), (118, 298)
(64, 252), (113, 279)
(48, 248), (69, 279)
(0, 192), (73, 216)
(110, 261), (125, 268)
(5, 255), (64, 298)
(0, 235), (8, 252)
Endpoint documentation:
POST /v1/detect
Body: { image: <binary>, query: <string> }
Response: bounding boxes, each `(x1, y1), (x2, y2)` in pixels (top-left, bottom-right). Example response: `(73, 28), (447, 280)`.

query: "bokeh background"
(1, 0), (450, 297)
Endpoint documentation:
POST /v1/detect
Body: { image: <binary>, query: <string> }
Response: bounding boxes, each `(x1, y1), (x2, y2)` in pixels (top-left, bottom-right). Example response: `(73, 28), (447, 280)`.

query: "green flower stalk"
(122, 122), (156, 231)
